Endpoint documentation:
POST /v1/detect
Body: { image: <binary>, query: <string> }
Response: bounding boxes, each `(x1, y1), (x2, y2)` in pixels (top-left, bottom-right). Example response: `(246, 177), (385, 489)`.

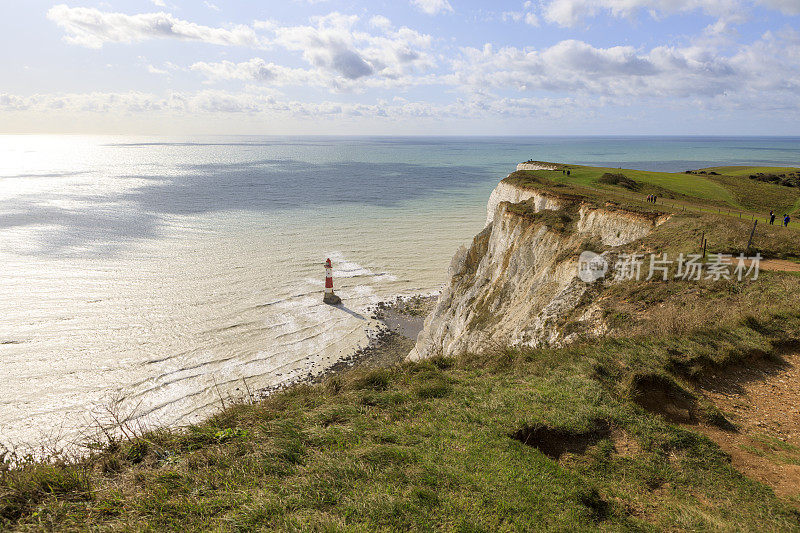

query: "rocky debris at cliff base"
(256, 295), (436, 400)
(370, 295), (438, 340)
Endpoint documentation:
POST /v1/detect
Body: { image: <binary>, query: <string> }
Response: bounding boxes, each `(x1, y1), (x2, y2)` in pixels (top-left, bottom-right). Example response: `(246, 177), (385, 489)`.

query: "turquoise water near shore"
(1, 135), (799, 449)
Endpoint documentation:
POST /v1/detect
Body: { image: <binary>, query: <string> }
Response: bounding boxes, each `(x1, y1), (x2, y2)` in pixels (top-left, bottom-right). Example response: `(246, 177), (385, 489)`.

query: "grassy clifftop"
(4, 303), (800, 531)
(508, 163), (800, 216)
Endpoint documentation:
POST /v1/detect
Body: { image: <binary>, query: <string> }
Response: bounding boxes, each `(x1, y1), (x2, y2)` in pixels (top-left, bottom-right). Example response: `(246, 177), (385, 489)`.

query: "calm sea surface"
(2, 135), (799, 449)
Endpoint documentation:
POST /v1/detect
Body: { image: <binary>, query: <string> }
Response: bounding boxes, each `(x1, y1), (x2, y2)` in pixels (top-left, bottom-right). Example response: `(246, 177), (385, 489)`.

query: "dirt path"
(759, 259), (800, 272)
(695, 353), (800, 503)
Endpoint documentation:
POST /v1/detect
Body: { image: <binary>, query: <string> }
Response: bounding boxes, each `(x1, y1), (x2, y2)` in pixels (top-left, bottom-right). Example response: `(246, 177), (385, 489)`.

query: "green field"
(700, 166), (800, 176)
(512, 163), (800, 217)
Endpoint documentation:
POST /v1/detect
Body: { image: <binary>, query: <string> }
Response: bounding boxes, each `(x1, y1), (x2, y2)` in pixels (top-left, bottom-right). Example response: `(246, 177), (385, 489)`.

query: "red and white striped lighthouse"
(324, 258), (334, 295)
(323, 258), (341, 305)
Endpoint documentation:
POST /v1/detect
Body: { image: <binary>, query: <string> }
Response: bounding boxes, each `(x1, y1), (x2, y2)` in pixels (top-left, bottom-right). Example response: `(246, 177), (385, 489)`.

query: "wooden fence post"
(746, 220), (757, 253)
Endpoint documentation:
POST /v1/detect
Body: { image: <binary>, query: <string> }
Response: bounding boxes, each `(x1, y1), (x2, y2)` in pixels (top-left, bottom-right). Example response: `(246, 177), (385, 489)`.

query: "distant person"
(567, 170), (571, 176)
(785, 214), (791, 227)
(770, 211), (776, 225)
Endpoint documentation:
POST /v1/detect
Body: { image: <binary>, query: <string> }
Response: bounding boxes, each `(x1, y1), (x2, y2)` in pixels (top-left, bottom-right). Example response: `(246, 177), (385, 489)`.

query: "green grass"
(534, 165), (737, 203)
(701, 166), (800, 176)
(510, 162), (800, 216)
(740, 435), (800, 466)
(707, 174), (800, 214)
(5, 326), (800, 531)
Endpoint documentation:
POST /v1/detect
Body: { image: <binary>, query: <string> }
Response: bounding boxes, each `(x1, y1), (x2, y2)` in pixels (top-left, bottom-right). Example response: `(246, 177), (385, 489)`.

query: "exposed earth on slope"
(694, 351), (800, 505)
(759, 259), (800, 272)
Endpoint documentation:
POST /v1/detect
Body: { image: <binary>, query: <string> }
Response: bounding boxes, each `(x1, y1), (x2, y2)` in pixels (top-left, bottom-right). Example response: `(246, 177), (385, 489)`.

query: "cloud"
(270, 13), (435, 82)
(450, 31), (800, 106)
(35, 5), (800, 126)
(204, 1), (220, 11)
(0, 88), (597, 122)
(189, 58), (318, 85)
(540, 0), (744, 27)
(503, 1), (540, 25)
(758, 0), (800, 14)
(46, 4), (264, 48)
(47, 8), (434, 88)
(369, 15), (392, 30)
(411, 0), (454, 15)
(273, 13), (372, 79)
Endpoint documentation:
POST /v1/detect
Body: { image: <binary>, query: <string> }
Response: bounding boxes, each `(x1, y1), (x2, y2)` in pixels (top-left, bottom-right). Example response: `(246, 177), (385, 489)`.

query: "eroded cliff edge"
(409, 177), (669, 360)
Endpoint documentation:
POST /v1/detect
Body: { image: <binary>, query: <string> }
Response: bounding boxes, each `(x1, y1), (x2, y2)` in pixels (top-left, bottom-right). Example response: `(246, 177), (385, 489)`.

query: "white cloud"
(34, 4), (800, 127)
(369, 15), (392, 30)
(47, 8), (434, 88)
(758, 0), (800, 14)
(150, 0), (166, 6)
(7, 33), (798, 120)
(411, 0), (454, 15)
(450, 31), (800, 106)
(503, 1), (539, 25)
(190, 58), (317, 85)
(47, 4), (264, 48)
(540, 0), (744, 27)
(270, 13), (435, 82)
(0, 88), (596, 122)
(204, 1), (220, 11)
(524, 12), (540, 25)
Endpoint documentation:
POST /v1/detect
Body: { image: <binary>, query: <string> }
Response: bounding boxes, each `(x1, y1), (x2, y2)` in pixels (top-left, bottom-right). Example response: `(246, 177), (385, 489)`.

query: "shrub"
(597, 173), (641, 191)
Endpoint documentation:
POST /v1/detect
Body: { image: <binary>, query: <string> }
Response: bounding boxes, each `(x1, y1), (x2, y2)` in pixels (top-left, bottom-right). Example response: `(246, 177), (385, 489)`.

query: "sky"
(1, 0), (800, 135)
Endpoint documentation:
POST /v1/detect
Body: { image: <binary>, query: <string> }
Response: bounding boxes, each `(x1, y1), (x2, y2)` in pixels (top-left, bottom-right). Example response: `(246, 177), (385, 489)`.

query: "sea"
(2, 135), (799, 450)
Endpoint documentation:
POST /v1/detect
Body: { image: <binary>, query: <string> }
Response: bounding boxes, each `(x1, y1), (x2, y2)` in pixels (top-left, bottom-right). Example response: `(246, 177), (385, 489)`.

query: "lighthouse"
(323, 258), (341, 305)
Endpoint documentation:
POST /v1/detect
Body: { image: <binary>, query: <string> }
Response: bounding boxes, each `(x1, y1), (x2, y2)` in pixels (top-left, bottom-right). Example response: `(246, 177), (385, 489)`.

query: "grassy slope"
(516, 163), (800, 215)
(545, 166), (736, 203)
(701, 166), (800, 176)
(5, 321), (800, 531)
(4, 164), (800, 531)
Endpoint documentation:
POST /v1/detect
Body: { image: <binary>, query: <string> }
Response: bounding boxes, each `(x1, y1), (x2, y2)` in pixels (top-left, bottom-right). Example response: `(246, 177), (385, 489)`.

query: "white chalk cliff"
(408, 177), (667, 361)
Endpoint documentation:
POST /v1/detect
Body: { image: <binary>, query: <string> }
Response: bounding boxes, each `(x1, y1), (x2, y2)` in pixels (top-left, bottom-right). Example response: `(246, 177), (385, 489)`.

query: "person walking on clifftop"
(770, 211), (776, 225)
(784, 214), (791, 227)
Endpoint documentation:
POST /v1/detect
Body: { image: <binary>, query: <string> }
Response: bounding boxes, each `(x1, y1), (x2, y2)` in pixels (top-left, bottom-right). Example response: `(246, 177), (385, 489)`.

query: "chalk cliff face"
(408, 179), (665, 361)
(516, 162), (561, 171)
(485, 181), (563, 226)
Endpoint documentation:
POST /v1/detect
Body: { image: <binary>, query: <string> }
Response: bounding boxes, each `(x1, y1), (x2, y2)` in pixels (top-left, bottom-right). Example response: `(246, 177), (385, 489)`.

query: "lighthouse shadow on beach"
(333, 304), (366, 321)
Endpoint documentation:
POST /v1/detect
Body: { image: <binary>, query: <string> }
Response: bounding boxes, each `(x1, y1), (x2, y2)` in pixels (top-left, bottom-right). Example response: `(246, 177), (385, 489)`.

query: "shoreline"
(0, 294), (438, 461)
(255, 294), (437, 400)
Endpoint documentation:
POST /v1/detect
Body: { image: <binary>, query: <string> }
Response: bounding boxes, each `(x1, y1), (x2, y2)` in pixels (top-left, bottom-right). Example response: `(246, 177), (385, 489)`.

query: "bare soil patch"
(695, 352), (800, 503)
(759, 259), (800, 272)
(511, 419), (611, 460)
(630, 374), (697, 424)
